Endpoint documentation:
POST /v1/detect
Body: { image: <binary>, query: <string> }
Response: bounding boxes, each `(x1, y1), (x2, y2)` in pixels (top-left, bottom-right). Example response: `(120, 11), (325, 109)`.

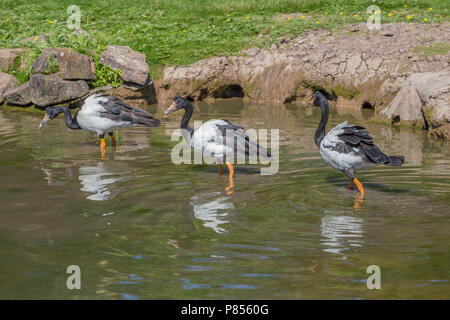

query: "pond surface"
(0, 100), (449, 299)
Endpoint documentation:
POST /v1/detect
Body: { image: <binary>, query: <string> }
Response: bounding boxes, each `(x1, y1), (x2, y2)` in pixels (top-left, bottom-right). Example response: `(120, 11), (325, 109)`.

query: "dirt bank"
(156, 22), (450, 137)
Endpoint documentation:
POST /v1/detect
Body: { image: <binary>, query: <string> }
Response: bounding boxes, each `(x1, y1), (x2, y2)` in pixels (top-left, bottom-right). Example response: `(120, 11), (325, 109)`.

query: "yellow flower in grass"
(143, 14), (147, 18)
(226, 13), (230, 17)
(280, 16), (284, 20)
(353, 14), (358, 17)
(301, 16), (305, 19)
(48, 20), (55, 24)
(324, 12), (328, 15)
(358, 17), (362, 21)
(6, 17), (10, 22)
(404, 4), (407, 8)
(315, 20), (319, 24)
(407, 15), (412, 20)
(424, 18), (428, 22)
(428, 8), (433, 11)
(388, 13), (392, 17)
(339, 12), (343, 15)
(182, 29), (186, 32)
(246, 16), (250, 20)
(34, 37), (38, 41)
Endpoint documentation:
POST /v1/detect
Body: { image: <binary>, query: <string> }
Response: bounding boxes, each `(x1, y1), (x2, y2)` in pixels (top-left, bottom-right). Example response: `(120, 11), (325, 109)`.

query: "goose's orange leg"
(100, 137), (106, 160)
(225, 162), (234, 180)
(348, 179), (354, 189)
(108, 132), (117, 147)
(225, 162), (234, 195)
(353, 178), (364, 208)
(353, 178), (364, 197)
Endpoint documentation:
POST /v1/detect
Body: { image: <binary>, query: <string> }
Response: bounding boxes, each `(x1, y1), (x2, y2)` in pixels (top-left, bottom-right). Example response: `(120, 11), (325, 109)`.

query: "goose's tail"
(387, 156), (405, 166)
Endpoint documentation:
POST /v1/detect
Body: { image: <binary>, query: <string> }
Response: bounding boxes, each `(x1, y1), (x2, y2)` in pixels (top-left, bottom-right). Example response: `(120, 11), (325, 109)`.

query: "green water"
(0, 100), (449, 299)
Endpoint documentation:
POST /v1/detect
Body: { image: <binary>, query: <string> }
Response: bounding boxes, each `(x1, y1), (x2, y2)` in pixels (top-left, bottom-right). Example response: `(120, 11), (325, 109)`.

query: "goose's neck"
(180, 104), (194, 137)
(57, 106), (81, 130)
(314, 99), (329, 148)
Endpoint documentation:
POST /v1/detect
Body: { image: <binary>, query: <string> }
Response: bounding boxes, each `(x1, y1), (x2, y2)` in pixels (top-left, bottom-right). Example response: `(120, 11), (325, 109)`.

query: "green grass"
(87, 57), (123, 88)
(8, 50), (40, 85)
(1, 0), (448, 82)
(0, 103), (45, 114)
(413, 42), (450, 57)
(43, 55), (59, 75)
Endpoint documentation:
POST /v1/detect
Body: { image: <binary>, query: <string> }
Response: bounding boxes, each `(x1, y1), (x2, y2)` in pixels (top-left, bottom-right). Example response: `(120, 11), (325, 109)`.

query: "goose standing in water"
(312, 91), (404, 202)
(39, 94), (161, 158)
(164, 95), (271, 194)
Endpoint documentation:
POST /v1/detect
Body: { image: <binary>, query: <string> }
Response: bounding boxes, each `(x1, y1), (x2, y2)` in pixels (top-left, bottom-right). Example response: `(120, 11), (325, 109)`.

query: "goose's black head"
(164, 95), (192, 115)
(312, 91), (327, 107)
(39, 106), (64, 128)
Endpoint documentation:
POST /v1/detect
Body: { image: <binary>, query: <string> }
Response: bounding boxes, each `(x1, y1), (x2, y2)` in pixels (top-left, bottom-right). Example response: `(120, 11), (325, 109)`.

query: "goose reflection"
(320, 215), (364, 255)
(190, 192), (234, 234)
(79, 162), (126, 201)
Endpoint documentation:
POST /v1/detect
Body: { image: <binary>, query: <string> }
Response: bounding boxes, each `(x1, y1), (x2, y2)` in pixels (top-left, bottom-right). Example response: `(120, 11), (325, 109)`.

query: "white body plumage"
(319, 121), (375, 172)
(191, 119), (234, 160)
(76, 95), (134, 135)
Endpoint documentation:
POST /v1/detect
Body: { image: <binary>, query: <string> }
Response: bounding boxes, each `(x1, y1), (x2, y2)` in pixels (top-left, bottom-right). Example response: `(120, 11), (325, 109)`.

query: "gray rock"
(32, 48), (58, 74)
(32, 48), (96, 80)
(30, 74), (89, 107)
(424, 85), (450, 139)
(4, 81), (32, 106)
(100, 45), (150, 85)
(32, 48), (58, 73)
(0, 49), (24, 72)
(381, 71), (450, 126)
(0, 72), (19, 104)
(56, 48), (96, 80)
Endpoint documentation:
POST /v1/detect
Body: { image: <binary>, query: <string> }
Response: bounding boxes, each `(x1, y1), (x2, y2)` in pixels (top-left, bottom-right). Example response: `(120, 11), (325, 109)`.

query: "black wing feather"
(338, 125), (394, 165)
(96, 95), (160, 127)
(216, 120), (271, 159)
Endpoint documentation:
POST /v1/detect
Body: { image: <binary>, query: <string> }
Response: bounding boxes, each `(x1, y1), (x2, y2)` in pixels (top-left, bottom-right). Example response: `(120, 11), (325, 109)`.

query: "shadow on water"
(0, 99), (449, 299)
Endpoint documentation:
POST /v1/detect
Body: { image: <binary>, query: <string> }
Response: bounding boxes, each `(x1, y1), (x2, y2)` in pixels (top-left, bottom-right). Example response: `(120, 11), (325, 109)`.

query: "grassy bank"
(1, 0), (448, 81)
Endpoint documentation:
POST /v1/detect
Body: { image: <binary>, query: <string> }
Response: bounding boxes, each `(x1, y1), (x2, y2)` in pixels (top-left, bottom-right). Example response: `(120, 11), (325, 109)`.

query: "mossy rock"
(412, 42), (450, 58)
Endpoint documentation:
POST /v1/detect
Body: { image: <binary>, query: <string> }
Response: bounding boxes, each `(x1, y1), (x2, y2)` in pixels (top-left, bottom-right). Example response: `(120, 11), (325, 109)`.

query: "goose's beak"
(164, 102), (177, 115)
(39, 114), (51, 129)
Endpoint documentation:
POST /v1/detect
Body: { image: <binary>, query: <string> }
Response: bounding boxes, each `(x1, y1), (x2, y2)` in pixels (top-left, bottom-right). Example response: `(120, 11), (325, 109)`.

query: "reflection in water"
(79, 162), (126, 201)
(320, 215), (364, 255)
(190, 192), (234, 234)
(41, 167), (75, 186)
(1, 101), (449, 299)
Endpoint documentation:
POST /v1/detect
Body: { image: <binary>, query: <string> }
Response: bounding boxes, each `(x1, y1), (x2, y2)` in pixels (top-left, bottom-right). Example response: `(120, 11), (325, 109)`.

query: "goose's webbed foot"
(225, 162), (234, 195)
(99, 134), (106, 160)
